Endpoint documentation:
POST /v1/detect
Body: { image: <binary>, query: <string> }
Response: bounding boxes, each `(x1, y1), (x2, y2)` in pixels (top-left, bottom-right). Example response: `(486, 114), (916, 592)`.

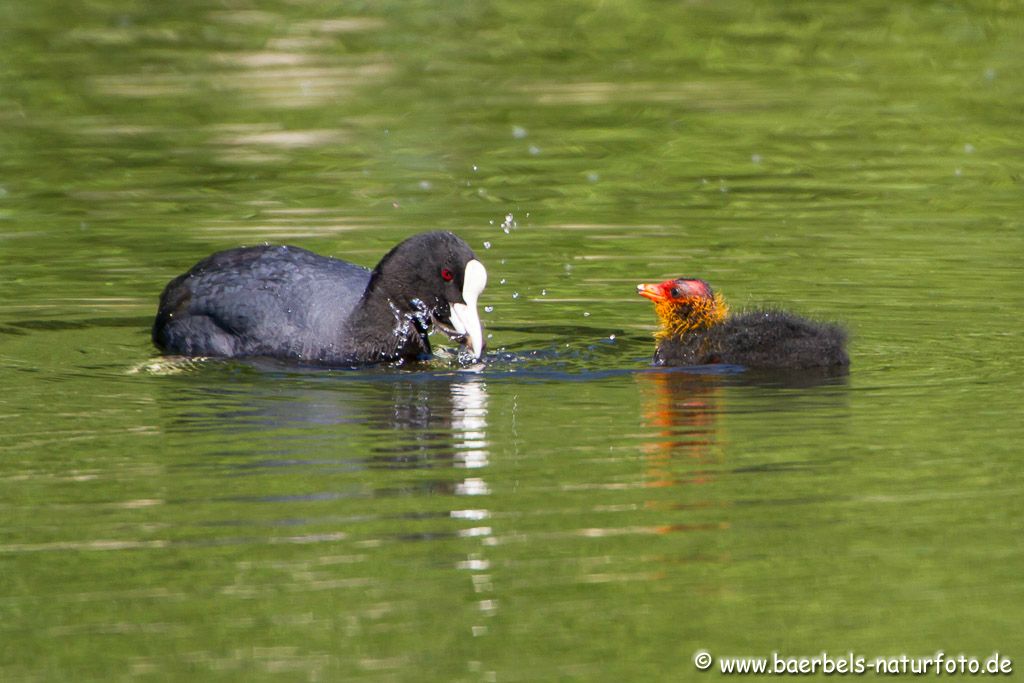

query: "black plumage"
(653, 309), (849, 369)
(153, 231), (487, 366)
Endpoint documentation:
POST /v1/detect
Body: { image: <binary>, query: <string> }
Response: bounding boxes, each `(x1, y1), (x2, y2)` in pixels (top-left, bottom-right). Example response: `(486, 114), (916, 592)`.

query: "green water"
(2, 1), (1023, 680)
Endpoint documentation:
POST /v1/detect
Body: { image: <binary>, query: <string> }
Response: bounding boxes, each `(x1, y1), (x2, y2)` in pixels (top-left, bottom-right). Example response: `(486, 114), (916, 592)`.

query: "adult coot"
(636, 277), (848, 369)
(153, 231), (487, 366)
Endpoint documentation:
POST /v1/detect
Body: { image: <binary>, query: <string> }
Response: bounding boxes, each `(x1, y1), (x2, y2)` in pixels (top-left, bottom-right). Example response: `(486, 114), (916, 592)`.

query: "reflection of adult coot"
(153, 232), (487, 366)
(161, 373), (489, 478)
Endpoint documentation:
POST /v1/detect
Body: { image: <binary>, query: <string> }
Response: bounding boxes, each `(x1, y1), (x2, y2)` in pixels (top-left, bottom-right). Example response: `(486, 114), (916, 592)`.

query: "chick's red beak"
(637, 281), (672, 303)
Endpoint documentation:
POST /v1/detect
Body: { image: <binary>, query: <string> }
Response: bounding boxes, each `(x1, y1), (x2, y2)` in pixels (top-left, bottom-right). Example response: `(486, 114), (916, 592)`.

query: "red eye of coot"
(440, 268), (454, 282)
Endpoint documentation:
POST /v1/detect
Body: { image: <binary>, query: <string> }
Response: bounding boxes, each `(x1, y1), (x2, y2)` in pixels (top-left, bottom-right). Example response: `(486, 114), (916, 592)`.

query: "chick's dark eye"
(440, 268), (454, 282)
(669, 287), (681, 298)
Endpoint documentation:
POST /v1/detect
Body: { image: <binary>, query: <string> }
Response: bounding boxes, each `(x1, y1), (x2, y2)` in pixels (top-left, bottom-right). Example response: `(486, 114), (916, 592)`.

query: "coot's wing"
(153, 245), (371, 360)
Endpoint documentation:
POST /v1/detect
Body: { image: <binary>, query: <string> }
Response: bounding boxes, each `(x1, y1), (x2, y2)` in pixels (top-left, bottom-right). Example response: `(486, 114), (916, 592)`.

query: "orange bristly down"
(653, 292), (729, 341)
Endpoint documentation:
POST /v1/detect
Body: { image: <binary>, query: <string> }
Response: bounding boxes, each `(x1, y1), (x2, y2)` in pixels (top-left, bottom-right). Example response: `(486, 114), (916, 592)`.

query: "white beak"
(450, 259), (487, 359)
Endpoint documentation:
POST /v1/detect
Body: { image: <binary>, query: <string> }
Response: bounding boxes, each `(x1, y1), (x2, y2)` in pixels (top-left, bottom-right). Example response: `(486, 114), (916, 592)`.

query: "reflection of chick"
(637, 278), (849, 370)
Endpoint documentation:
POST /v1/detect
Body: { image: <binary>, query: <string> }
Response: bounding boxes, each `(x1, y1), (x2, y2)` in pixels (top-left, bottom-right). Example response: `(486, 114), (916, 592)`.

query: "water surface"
(1, 1), (1022, 680)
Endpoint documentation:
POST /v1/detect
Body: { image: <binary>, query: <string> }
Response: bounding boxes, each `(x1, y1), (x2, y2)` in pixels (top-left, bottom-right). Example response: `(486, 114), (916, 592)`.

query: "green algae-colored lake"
(2, 1), (1022, 679)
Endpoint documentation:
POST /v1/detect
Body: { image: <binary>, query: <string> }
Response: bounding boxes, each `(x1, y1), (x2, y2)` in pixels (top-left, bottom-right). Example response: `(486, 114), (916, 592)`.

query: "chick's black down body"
(655, 310), (849, 369)
(152, 231), (486, 366)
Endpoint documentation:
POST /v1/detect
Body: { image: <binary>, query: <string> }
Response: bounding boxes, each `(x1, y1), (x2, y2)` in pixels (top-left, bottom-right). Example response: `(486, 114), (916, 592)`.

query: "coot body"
(153, 231), (487, 366)
(638, 278), (848, 370)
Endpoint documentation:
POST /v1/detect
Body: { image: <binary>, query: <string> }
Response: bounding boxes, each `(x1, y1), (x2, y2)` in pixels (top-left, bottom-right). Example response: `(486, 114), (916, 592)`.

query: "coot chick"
(636, 278), (848, 369)
(153, 231), (487, 366)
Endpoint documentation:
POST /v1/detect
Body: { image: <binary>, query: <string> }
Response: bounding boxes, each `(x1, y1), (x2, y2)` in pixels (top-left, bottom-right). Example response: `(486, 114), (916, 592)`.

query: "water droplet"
(541, 289), (546, 296)
(609, 334), (616, 340)
(512, 292), (519, 299)
(512, 126), (527, 139)
(964, 143), (975, 154)
(483, 241), (491, 249)
(583, 312), (590, 317)
(473, 165), (479, 172)
(484, 306), (494, 313)
(499, 278), (506, 285)
(586, 172), (600, 183)
(751, 153), (762, 164)
(499, 213), (516, 234)
(419, 180), (432, 190)
(528, 145), (541, 156)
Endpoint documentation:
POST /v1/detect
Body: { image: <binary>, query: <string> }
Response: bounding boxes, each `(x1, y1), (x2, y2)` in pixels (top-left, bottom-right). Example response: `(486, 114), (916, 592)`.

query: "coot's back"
(153, 245), (370, 359)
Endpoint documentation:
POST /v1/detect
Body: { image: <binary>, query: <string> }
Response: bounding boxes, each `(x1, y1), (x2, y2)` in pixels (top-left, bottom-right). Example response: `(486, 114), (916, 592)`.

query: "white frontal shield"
(449, 259), (487, 359)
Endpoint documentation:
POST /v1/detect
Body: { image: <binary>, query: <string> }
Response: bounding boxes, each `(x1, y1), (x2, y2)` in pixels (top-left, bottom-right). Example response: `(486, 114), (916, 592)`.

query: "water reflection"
(638, 366), (847, 479)
(636, 370), (726, 541)
(157, 366), (499, 643)
(164, 367), (490, 471)
(157, 368), (493, 542)
(638, 370), (723, 487)
(635, 367), (850, 535)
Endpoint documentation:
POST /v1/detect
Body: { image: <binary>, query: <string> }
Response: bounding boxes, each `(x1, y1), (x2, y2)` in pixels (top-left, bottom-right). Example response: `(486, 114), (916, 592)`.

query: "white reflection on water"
(451, 379), (490, 470)
(450, 378), (492, 524)
(448, 378), (497, 642)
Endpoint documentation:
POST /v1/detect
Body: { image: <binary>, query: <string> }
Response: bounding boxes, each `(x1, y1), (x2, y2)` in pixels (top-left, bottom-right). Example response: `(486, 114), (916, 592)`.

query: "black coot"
(637, 277), (848, 370)
(153, 231), (487, 365)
